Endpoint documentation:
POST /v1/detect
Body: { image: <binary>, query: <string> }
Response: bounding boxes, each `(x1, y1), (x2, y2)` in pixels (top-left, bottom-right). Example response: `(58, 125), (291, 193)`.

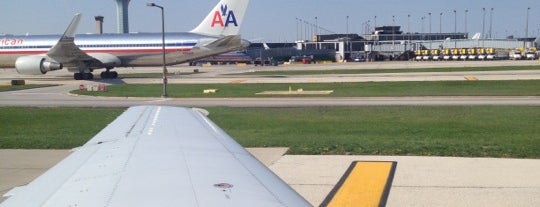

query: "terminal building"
(294, 25), (538, 62)
(200, 25), (539, 65)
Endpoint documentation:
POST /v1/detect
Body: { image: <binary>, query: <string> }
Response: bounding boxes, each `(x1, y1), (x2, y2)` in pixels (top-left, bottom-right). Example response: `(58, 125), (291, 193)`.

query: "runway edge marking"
(320, 161), (397, 207)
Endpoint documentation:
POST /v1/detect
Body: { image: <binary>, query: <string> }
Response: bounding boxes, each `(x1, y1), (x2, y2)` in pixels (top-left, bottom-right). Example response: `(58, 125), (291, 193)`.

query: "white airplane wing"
(1, 106), (311, 207)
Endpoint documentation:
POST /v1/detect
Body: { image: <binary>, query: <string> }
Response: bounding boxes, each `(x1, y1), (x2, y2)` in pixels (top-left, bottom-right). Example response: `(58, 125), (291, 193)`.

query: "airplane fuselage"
(0, 0), (249, 80)
(0, 32), (243, 70)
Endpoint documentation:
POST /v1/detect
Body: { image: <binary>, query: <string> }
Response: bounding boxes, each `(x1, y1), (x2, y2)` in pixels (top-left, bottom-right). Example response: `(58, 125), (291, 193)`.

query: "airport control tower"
(114, 0), (130, 33)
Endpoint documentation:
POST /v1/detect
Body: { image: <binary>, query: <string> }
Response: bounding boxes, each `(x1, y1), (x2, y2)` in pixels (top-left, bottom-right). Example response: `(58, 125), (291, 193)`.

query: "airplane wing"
(47, 13), (105, 69)
(1, 106), (311, 207)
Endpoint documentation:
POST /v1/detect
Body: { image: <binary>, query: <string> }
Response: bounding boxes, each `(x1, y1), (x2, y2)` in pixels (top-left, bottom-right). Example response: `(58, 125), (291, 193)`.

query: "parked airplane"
(0, 106), (313, 207)
(0, 0), (250, 80)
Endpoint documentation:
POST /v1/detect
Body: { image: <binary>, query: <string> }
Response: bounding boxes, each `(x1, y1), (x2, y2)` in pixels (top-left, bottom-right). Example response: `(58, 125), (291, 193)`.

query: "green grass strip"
(2, 106), (539, 158)
(0, 108), (124, 149)
(72, 80), (540, 97)
(208, 106), (540, 158)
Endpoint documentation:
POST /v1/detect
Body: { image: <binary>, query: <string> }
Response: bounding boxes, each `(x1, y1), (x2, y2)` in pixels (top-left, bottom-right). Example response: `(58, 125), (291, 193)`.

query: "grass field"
(72, 80), (540, 98)
(208, 106), (540, 158)
(1, 106), (539, 158)
(0, 85), (56, 92)
(239, 65), (540, 76)
(0, 108), (124, 149)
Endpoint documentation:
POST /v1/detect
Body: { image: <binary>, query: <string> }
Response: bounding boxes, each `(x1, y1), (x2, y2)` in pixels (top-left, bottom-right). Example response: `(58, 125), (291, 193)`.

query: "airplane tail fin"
(190, 0), (249, 36)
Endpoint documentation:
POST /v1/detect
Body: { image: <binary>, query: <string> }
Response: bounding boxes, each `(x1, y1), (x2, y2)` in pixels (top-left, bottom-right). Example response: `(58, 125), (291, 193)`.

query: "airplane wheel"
(100, 71), (118, 79)
(100, 71), (110, 79)
(74, 73), (83, 80)
(82, 73), (94, 80)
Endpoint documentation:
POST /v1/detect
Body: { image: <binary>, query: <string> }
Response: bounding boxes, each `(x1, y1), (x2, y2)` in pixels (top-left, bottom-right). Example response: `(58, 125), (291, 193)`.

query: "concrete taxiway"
(1, 71), (540, 107)
(2, 149), (539, 206)
(1, 61), (540, 107)
(3, 61), (540, 84)
(1, 61), (540, 206)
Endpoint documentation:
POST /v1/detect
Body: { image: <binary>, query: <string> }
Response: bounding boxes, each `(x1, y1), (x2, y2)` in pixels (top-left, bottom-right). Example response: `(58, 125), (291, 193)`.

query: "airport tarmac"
(2, 60), (540, 85)
(1, 61), (540, 206)
(1, 149), (539, 206)
(1, 61), (540, 107)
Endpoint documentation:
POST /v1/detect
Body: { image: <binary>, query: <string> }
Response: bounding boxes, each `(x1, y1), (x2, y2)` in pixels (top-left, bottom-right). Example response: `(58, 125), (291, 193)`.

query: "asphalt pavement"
(1, 62), (540, 206)
(2, 149), (539, 207)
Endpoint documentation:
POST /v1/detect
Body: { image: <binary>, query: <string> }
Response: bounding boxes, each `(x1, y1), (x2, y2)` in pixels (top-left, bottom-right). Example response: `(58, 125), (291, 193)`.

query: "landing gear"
(73, 70), (117, 80)
(74, 72), (94, 80)
(100, 71), (118, 79)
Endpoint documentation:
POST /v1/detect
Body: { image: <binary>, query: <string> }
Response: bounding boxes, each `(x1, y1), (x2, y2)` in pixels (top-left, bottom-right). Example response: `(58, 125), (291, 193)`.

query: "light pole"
(428, 12), (432, 34)
(489, 8), (494, 38)
(392, 15), (396, 55)
(453, 10), (457, 34)
(346, 15), (349, 58)
(373, 15), (377, 52)
(428, 12), (432, 49)
(439, 12), (443, 34)
(465, 9), (468, 35)
(295, 18), (299, 41)
(392, 15), (395, 42)
(526, 7), (530, 40)
(406, 14), (411, 57)
(315, 16), (318, 36)
(346, 15), (349, 35)
(453, 10), (457, 49)
(147, 2), (167, 97)
(482, 8), (486, 39)
(408, 14), (411, 41)
(525, 7), (530, 48)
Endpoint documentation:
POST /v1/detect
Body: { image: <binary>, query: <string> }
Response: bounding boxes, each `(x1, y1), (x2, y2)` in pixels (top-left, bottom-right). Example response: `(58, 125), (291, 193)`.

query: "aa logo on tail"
(211, 4), (238, 27)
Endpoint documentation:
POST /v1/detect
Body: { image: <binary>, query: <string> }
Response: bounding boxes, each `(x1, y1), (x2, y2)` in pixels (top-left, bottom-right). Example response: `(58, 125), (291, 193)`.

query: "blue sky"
(1, 0), (539, 42)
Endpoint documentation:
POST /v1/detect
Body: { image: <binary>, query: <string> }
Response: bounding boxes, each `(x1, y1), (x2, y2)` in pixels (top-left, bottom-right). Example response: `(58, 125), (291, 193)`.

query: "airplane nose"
(241, 39), (251, 48)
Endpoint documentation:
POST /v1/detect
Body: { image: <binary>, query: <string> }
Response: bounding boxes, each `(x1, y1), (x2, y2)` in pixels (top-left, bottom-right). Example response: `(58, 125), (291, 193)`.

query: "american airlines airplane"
(0, 0), (250, 80)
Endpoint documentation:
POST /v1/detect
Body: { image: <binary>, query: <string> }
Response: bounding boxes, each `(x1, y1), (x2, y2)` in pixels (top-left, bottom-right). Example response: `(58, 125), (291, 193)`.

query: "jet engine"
(15, 55), (63, 75)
